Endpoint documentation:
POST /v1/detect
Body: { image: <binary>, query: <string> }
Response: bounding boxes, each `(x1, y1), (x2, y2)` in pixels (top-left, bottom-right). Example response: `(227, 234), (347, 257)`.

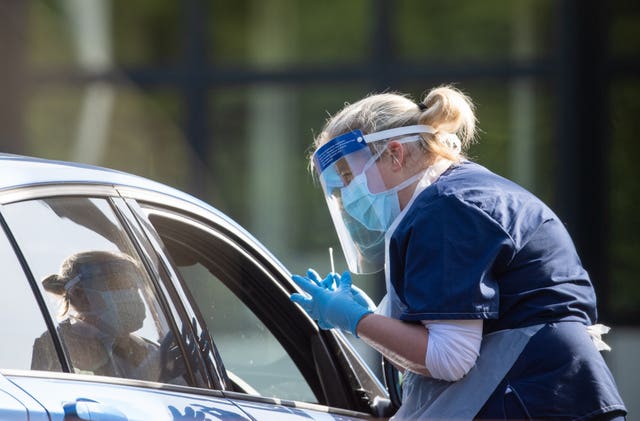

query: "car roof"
(0, 153), (280, 265)
(0, 153), (195, 200)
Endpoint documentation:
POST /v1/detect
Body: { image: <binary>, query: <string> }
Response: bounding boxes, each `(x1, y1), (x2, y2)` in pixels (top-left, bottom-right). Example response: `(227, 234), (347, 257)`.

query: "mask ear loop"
(347, 134), (425, 196)
(64, 274), (82, 292)
(60, 274), (82, 318)
(385, 134), (423, 168)
(360, 135), (425, 193)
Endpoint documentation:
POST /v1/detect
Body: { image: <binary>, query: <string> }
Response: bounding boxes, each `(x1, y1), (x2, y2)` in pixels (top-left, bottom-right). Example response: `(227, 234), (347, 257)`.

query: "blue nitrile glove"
(306, 268), (377, 312)
(350, 283), (377, 312)
(302, 268), (335, 329)
(306, 268), (335, 290)
(290, 270), (373, 336)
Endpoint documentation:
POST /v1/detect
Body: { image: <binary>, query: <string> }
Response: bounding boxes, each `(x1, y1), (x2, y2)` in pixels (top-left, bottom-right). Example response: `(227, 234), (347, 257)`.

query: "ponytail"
(416, 85), (477, 157)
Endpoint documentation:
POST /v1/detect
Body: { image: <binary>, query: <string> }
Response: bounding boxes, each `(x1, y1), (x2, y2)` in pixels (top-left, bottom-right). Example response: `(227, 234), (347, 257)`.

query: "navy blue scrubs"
(388, 161), (626, 419)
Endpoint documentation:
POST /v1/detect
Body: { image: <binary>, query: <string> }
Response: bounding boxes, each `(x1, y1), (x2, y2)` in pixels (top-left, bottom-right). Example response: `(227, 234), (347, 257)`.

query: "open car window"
(144, 209), (318, 403)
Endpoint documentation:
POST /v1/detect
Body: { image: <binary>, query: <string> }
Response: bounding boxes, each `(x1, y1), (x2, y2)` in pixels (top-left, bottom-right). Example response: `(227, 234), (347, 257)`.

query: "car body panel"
(7, 372), (251, 421)
(0, 374), (48, 421)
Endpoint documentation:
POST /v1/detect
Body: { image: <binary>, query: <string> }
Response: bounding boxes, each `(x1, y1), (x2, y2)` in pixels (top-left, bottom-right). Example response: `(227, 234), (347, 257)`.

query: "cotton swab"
(329, 247), (335, 274)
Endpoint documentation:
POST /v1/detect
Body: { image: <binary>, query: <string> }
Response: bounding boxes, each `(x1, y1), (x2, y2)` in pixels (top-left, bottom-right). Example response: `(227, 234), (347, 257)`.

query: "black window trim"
(118, 197), (226, 390)
(109, 196), (212, 389)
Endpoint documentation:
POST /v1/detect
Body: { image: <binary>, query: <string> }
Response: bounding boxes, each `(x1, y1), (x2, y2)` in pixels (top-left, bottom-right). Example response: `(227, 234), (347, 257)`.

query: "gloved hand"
(302, 269), (335, 330)
(290, 270), (373, 336)
(306, 268), (377, 312)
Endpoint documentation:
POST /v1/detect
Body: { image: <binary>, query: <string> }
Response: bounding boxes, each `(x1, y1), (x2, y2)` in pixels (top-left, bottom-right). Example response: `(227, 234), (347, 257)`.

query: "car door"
(0, 184), (387, 420)
(0, 189), (253, 420)
(122, 192), (392, 419)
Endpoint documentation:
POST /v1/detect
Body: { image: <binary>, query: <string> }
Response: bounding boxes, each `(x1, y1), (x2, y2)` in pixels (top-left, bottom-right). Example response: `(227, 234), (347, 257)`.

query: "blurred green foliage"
(209, 0), (370, 65)
(395, 0), (546, 60)
(610, 79), (640, 315)
(21, 0), (640, 319)
(112, 1), (181, 65)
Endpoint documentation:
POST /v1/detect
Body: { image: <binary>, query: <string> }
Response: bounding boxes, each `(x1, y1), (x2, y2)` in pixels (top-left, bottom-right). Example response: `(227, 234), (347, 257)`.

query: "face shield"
(312, 125), (435, 274)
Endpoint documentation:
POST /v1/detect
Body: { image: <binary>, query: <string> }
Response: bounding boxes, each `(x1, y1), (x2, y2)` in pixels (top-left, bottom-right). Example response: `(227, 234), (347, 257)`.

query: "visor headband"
(362, 125), (436, 143)
(313, 125), (437, 173)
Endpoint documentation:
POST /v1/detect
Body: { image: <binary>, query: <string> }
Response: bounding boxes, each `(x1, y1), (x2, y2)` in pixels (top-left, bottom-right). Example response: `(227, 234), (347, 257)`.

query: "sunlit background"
(1, 0), (639, 414)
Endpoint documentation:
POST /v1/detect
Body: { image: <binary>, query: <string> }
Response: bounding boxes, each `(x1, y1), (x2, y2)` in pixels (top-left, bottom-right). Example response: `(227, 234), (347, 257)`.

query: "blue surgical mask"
(341, 157), (424, 232)
(341, 173), (400, 231)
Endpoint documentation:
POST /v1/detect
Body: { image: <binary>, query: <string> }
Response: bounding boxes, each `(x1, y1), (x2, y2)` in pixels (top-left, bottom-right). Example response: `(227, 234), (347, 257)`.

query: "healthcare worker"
(290, 86), (627, 420)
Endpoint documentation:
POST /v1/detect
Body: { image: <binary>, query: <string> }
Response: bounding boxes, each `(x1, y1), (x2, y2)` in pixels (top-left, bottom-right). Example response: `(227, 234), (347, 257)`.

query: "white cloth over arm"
(422, 319), (483, 381)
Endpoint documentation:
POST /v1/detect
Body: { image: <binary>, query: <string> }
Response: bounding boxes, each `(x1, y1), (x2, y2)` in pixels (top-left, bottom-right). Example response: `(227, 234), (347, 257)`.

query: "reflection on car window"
(32, 250), (166, 380)
(3, 197), (190, 385)
(0, 221), (57, 371)
(148, 213), (316, 403)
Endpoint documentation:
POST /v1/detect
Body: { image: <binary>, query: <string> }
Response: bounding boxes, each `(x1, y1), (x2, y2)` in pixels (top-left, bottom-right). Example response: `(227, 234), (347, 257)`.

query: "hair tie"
(417, 102), (428, 111)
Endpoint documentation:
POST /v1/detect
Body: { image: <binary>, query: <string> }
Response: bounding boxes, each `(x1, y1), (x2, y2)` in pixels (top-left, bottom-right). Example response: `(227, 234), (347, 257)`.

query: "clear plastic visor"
(313, 125), (434, 274)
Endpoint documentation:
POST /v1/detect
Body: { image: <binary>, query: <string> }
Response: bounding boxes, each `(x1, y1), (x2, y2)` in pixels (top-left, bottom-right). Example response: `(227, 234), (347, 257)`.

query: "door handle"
(63, 398), (128, 420)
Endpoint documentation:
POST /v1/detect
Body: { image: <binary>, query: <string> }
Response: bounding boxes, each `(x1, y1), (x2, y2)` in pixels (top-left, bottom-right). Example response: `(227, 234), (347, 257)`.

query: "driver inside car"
(32, 250), (176, 382)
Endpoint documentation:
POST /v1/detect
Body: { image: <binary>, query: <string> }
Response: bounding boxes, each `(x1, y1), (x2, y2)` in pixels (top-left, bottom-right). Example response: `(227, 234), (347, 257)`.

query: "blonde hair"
(42, 250), (141, 316)
(312, 85), (477, 167)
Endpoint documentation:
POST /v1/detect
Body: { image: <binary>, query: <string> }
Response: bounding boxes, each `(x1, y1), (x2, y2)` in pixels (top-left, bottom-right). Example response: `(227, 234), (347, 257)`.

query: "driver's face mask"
(66, 262), (147, 336)
(313, 125), (436, 274)
(82, 287), (146, 336)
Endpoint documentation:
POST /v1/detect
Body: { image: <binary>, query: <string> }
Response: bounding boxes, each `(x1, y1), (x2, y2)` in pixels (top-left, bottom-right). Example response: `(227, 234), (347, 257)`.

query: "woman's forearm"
(356, 313), (431, 376)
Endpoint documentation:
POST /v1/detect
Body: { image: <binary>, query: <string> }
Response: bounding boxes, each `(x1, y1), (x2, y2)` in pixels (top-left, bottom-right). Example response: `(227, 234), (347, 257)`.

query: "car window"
(146, 211), (317, 403)
(0, 217), (57, 371)
(2, 197), (191, 385)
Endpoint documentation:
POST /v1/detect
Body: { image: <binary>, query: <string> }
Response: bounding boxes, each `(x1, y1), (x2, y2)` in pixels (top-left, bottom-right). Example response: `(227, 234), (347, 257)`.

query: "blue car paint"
(9, 375), (251, 421)
(0, 373), (48, 420)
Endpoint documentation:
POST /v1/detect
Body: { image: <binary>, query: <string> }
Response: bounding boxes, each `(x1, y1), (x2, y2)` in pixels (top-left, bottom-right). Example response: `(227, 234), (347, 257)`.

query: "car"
(0, 153), (396, 420)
